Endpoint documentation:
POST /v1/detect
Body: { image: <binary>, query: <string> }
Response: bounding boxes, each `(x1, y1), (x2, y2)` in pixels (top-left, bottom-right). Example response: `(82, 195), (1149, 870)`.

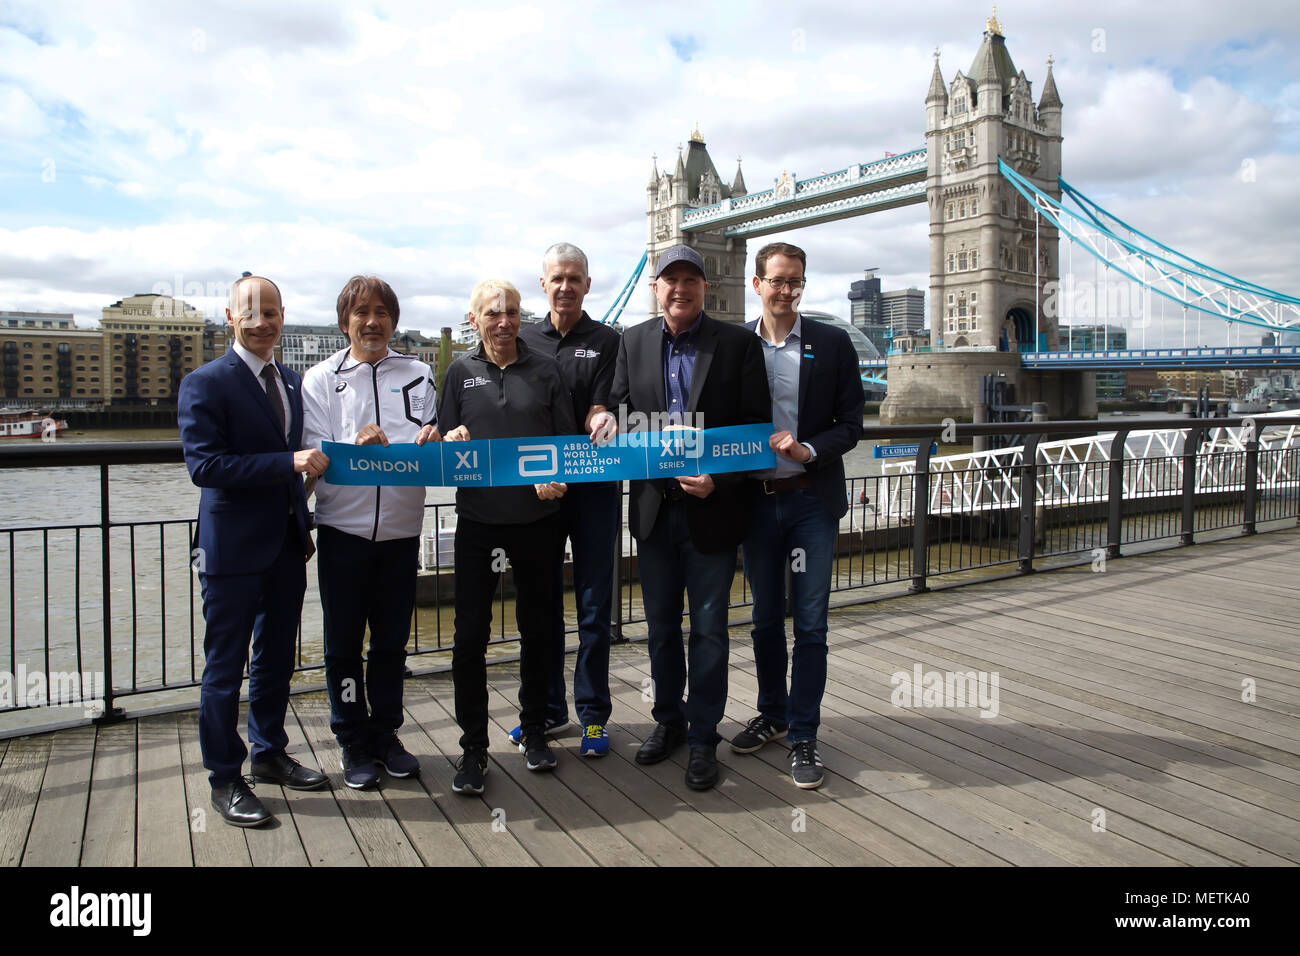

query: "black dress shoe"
(635, 723), (686, 765)
(211, 778), (271, 828)
(685, 745), (720, 791)
(250, 751), (329, 791)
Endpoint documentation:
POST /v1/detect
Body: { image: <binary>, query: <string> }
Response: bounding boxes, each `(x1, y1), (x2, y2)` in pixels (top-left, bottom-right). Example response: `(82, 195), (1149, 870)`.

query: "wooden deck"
(3, 529), (1298, 867)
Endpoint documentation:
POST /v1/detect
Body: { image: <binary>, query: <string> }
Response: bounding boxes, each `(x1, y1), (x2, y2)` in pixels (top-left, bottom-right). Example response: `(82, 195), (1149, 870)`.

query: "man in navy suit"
(179, 274), (331, 827)
(730, 242), (864, 790)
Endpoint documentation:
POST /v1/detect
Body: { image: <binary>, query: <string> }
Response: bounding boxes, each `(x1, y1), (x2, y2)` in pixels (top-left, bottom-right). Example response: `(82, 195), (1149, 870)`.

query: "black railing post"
(908, 436), (934, 594)
(1017, 435), (1042, 574)
(1243, 437), (1259, 535)
(1180, 427), (1202, 545)
(96, 464), (125, 724)
(612, 486), (625, 643)
(1106, 430), (1129, 559)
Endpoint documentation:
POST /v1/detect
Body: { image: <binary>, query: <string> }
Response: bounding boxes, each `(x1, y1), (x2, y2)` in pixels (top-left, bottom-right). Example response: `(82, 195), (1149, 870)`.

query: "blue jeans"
(544, 481), (619, 727)
(740, 488), (837, 743)
(637, 498), (736, 747)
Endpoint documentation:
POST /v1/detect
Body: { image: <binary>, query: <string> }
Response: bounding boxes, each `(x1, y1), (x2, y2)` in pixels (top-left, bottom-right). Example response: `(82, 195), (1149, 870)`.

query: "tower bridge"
(618, 11), (1300, 423)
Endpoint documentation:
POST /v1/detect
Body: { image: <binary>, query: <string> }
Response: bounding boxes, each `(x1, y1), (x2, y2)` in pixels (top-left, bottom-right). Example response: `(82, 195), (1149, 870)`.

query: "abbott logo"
(517, 444), (558, 478)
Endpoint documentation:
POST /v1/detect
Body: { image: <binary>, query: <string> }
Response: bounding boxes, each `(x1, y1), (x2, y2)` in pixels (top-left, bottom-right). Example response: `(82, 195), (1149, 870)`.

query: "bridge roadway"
(2, 529), (1297, 867)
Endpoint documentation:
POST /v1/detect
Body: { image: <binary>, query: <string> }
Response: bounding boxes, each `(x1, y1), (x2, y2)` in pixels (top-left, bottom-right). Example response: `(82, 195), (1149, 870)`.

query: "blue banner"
(322, 423), (777, 487)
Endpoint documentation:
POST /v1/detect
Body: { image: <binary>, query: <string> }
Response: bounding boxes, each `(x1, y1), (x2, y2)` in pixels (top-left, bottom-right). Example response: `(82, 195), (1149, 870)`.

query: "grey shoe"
(790, 740), (825, 790)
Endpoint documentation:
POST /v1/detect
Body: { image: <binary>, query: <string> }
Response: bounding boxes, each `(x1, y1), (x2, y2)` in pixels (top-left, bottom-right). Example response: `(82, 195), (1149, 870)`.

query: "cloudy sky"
(2, 0), (1297, 346)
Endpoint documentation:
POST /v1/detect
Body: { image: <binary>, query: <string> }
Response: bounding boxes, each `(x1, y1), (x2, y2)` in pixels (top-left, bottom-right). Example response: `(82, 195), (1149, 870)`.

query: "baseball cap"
(654, 244), (706, 280)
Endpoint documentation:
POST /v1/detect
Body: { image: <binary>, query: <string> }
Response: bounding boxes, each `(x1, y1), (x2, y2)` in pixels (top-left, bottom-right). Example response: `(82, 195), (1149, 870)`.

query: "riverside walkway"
(2, 529), (1297, 867)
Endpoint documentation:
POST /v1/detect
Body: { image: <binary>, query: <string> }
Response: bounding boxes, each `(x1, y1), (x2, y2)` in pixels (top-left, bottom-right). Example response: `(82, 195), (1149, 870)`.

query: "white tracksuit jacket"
(302, 347), (436, 541)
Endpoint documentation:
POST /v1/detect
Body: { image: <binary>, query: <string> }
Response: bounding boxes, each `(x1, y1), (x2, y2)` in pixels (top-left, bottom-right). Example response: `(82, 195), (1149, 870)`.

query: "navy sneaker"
(522, 736), (557, 772)
(729, 715), (788, 754)
(340, 745), (380, 790)
(506, 715), (570, 746)
(452, 748), (488, 795)
(790, 740), (825, 790)
(580, 724), (610, 758)
(374, 734), (420, 778)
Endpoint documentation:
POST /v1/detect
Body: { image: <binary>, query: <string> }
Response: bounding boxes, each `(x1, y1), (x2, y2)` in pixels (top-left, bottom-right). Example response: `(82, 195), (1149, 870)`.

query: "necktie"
(260, 364), (286, 438)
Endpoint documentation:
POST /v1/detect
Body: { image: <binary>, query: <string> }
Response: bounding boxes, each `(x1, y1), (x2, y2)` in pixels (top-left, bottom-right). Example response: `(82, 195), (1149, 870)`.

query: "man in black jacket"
(598, 244), (771, 790)
(730, 242), (864, 790)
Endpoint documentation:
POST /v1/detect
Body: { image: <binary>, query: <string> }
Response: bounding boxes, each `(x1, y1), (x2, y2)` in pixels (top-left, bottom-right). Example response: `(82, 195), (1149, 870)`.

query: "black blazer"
(745, 316), (864, 520)
(610, 312), (771, 552)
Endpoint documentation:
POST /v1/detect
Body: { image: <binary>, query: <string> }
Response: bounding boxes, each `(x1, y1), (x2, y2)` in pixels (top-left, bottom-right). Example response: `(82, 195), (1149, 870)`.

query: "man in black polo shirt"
(437, 279), (576, 794)
(515, 243), (621, 758)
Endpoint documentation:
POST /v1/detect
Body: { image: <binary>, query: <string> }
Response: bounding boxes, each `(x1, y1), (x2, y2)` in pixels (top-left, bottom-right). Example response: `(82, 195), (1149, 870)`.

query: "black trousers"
(317, 525), (419, 749)
(451, 513), (562, 751)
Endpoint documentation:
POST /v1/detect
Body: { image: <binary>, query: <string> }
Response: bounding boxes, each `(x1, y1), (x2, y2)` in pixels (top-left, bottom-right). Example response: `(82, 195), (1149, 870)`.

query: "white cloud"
(0, 0), (1295, 342)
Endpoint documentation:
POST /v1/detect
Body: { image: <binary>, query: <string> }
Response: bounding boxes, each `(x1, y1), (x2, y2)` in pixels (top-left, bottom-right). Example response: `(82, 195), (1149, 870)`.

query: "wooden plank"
(80, 721), (136, 866)
(22, 725), (95, 866)
(866, 604), (1300, 763)
(730, 664), (1181, 866)
(257, 703), (356, 867)
(611, 654), (1007, 866)
(372, 697), (479, 868)
(479, 682), (653, 866)
(907, 595), (1300, 737)
(415, 677), (594, 867)
(400, 683), (539, 867)
(176, 712), (253, 867)
(824, 636), (1240, 865)
(484, 673), (709, 867)
(0, 734), (49, 866)
(294, 694), (422, 867)
(135, 714), (192, 866)
(838, 627), (1297, 864)
(604, 665), (897, 866)
(972, 590), (1300, 710)
(861, 605), (1300, 821)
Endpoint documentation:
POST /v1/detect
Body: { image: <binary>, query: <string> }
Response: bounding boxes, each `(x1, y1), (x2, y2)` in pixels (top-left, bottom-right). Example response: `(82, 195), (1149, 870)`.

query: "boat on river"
(0, 408), (68, 439)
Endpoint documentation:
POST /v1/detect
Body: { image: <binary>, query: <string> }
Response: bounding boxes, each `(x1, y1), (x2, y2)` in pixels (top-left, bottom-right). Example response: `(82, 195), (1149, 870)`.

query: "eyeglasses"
(759, 277), (806, 291)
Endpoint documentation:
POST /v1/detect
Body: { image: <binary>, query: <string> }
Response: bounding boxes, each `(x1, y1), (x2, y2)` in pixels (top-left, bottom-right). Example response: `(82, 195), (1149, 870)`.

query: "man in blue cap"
(596, 244), (770, 790)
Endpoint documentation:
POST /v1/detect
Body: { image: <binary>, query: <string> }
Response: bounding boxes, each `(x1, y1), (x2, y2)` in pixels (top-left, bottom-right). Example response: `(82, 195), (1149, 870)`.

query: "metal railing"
(2, 415), (1297, 731)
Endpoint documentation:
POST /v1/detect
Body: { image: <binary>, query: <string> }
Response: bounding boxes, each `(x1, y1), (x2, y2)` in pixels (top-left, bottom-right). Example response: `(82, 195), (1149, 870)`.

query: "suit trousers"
(198, 514), (305, 786)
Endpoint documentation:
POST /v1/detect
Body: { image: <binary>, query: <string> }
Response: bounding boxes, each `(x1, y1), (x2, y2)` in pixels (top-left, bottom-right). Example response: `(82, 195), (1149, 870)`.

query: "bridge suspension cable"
(599, 251), (647, 326)
(998, 158), (1300, 335)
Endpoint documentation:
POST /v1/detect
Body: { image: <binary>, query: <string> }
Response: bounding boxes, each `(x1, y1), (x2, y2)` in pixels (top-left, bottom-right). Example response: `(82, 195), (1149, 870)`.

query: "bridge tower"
(646, 128), (749, 323)
(926, 11), (1063, 352)
(884, 12), (1090, 424)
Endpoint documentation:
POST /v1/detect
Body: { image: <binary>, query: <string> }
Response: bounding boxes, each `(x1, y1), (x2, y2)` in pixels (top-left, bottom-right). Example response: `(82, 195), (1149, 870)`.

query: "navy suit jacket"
(610, 312), (771, 551)
(178, 350), (311, 576)
(745, 315), (864, 520)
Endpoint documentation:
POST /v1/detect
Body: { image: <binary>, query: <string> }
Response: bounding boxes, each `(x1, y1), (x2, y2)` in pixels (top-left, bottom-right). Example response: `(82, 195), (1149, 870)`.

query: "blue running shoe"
(506, 715), (570, 746)
(580, 724), (610, 758)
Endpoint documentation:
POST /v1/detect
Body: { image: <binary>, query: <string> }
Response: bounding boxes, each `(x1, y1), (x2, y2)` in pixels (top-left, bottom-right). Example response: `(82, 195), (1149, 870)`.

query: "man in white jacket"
(302, 275), (443, 789)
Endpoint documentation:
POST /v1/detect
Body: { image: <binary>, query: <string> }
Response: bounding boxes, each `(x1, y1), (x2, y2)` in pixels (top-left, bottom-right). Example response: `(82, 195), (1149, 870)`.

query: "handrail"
(3, 414), (1298, 732)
